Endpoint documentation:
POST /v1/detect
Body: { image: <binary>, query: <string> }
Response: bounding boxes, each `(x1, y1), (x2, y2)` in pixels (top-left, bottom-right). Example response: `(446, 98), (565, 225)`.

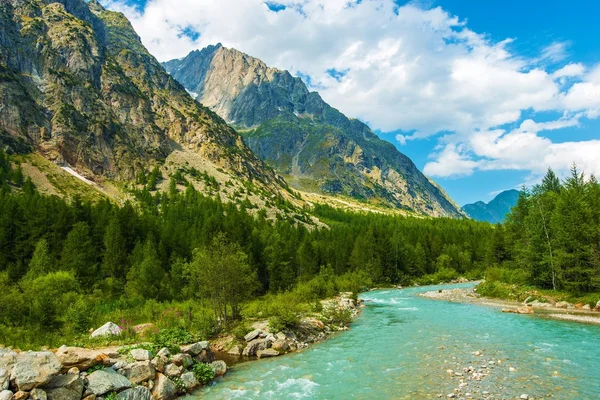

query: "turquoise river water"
(195, 283), (600, 399)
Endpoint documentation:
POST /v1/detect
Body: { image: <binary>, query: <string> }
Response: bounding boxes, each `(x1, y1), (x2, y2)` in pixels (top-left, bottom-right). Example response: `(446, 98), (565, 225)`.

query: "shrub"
(192, 363), (215, 385)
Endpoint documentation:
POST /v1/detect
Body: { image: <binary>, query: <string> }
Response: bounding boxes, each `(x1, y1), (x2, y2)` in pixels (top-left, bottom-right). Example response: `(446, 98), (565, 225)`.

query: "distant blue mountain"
(462, 189), (520, 224)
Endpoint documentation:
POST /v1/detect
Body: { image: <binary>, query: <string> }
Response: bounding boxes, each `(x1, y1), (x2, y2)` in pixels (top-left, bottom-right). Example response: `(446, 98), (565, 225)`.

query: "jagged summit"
(164, 45), (463, 217)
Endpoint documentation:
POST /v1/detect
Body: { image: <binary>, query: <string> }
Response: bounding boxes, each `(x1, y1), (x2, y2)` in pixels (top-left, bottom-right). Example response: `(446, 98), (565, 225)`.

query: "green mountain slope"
(0, 0), (283, 192)
(163, 44), (463, 218)
(462, 189), (520, 223)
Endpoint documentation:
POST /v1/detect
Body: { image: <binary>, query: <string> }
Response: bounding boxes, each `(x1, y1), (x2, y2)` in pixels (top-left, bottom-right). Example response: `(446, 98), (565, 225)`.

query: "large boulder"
(179, 372), (198, 391)
(271, 340), (289, 353)
(180, 342), (209, 357)
(163, 364), (181, 378)
(256, 349), (279, 359)
(129, 350), (152, 362)
(170, 354), (193, 369)
(10, 352), (61, 391)
(117, 387), (153, 400)
(244, 330), (262, 342)
(42, 374), (84, 400)
(124, 361), (155, 385)
(193, 350), (214, 364)
(0, 390), (12, 400)
(0, 353), (18, 378)
(0, 369), (9, 391)
(55, 347), (108, 372)
(85, 369), (131, 395)
(209, 361), (227, 377)
(227, 345), (242, 356)
(242, 339), (266, 357)
(151, 374), (176, 400)
(90, 323), (122, 338)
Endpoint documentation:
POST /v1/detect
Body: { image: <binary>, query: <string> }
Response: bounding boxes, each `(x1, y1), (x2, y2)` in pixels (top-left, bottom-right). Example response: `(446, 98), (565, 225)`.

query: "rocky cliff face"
(164, 45), (463, 217)
(0, 0), (282, 189)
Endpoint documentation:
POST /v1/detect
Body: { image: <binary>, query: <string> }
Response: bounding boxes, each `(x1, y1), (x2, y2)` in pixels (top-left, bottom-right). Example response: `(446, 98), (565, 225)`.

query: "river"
(194, 283), (600, 399)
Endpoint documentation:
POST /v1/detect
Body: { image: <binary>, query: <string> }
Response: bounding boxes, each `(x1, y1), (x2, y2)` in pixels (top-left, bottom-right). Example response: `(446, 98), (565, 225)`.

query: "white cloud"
(102, 0), (600, 181)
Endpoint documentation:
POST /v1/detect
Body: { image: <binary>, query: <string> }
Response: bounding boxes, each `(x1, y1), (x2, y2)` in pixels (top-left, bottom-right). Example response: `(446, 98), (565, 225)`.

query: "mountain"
(462, 189), (520, 223)
(163, 44), (463, 218)
(0, 0), (284, 195)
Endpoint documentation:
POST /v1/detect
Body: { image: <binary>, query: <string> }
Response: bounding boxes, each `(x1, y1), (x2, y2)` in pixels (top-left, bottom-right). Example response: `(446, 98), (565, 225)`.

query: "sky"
(101, 0), (600, 205)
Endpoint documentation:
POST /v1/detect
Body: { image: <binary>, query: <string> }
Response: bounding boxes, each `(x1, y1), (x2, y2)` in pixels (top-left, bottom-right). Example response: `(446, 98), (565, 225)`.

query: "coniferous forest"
(1, 149), (599, 348)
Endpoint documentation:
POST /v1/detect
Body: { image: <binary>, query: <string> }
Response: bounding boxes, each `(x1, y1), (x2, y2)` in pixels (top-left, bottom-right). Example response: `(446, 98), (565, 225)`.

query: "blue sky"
(105, 0), (600, 206)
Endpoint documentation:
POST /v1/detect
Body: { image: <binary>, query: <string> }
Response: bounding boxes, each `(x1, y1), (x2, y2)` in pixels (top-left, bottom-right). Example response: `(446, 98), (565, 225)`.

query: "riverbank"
(0, 293), (362, 400)
(419, 284), (600, 326)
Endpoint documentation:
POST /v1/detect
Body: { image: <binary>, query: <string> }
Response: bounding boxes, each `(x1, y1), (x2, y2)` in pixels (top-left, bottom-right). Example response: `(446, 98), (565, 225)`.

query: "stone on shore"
(594, 300), (600, 311)
(124, 361), (155, 384)
(582, 304), (591, 310)
(0, 369), (9, 391)
(501, 306), (534, 314)
(209, 361), (227, 377)
(179, 373), (198, 392)
(56, 347), (108, 372)
(163, 364), (181, 379)
(170, 354), (193, 369)
(90, 323), (122, 338)
(129, 349), (152, 362)
(242, 339), (266, 357)
(10, 352), (62, 391)
(227, 345), (242, 356)
(29, 388), (47, 400)
(85, 369), (131, 395)
(256, 349), (279, 359)
(117, 387), (153, 400)
(0, 390), (12, 400)
(151, 374), (176, 400)
(244, 330), (262, 342)
(555, 301), (570, 309)
(12, 392), (27, 400)
(42, 373), (84, 400)
(180, 342), (209, 357)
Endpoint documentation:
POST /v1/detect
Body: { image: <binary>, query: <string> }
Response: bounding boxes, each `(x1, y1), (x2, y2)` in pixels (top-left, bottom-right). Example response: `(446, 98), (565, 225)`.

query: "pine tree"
(61, 222), (98, 288)
(26, 238), (53, 280)
(102, 217), (128, 279)
(125, 236), (165, 300)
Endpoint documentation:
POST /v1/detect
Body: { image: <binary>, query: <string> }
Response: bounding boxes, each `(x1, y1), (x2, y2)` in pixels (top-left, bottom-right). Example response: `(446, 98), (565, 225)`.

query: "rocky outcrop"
(164, 45), (463, 218)
(0, 0), (283, 195)
(0, 340), (227, 400)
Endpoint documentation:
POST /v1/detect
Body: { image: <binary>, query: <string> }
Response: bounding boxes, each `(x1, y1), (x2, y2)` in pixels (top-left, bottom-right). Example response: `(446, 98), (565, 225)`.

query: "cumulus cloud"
(102, 0), (600, 180)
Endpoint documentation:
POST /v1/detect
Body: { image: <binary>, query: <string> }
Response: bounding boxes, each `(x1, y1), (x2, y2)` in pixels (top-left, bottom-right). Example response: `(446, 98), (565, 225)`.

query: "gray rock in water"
(256, 349), (279, 359)
(129, 350), (152, 362)
(180, 342), (209, 356)
(90, 323), (122, 338)
(117, 387), (153, 400)
(0, 369), (9, 391)
(42, 373), (84, 400)
(242, 339), (266, 357)
(209, 361), (227, 377)
(125, 362), (155, 385)
(151, 374), (176, 400)
(10, 352), (62, 391)
(179, 372), (198, 391)
(244, 329), (262, 342)
(0, 390), (12, 400)
(85, 369), (131, 395)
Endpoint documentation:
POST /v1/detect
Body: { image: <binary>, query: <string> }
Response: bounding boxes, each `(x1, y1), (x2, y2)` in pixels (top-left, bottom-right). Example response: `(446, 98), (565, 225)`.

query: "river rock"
(163, 364), (181, 378)
(193, 350), (214, 364)
(271, 340), (289, 353)
(29, 389), (47, 400)
(594, 300), (600, 311)
(227, 345), (242, 356)
(0, 369), (8, 391)
(0, 390), (12, 400)
(85, 369), (131, 395)
(42, 374), (84, 400)
(152, 374), (176, 400)
(582, 304), (591, 310)
(156, 348), (170, 359)
(130, 350), (152, 362)
(170, 354), (193, 369)
(10, 352), (61, 391)
(117, 387), (153, 400)
(256, 349), (279, 359)
(179, 373), (198, 392)
(56, 347), (108, 372)
(209, 361), (227, 377)
(242, 339), (265, 357)
(151, 357), (167, 373)
(12, 392), (27, 400)
(180, 342), (209, 356)
(555, 301), (570, 309)
(244, 329), (262, 342)
(90, 322), (122, 338)
(125, 361), (155, 384)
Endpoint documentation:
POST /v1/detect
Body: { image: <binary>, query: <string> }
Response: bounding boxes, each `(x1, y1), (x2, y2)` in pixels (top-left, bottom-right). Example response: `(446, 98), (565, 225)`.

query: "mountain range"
(163, 44), (462, 218)
(0, 0), (463, 219)
(462, 189), (520, 224)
